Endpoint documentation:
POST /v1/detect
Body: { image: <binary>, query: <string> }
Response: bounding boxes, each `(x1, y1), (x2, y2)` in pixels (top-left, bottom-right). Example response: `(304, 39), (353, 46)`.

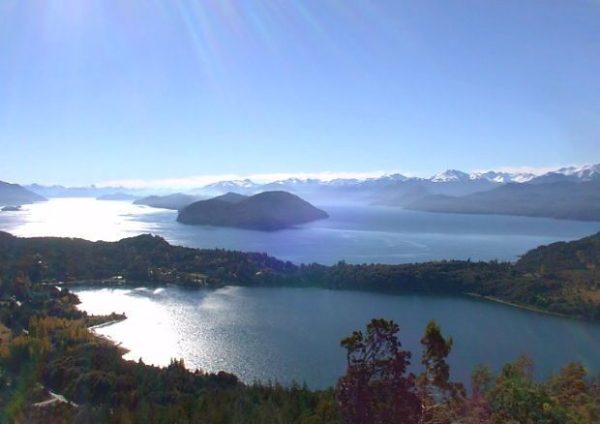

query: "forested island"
(0, 230), (598, 322)
(177, 191), (329, 230)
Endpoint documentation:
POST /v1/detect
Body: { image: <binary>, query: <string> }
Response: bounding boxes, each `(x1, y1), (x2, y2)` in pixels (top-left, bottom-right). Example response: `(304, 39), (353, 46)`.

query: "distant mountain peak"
(529, 163), (600, 184)
(0, 180), (46, 206)
(556, 163), (600, 180)
(203, 179), (258, 190)
(469, 170), (536, 183)
(380, 173), (410, 182)
(430, 169), (471, 183)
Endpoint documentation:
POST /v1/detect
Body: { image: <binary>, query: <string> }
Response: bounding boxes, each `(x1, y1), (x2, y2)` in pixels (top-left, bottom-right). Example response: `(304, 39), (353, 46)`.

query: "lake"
(75, 286), (600, 389)
(0, 197), (598, 265)
(5, 198), (600, 389)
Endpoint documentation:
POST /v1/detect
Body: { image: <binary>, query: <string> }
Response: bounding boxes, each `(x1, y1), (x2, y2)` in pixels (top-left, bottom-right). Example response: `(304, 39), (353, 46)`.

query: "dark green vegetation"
(0, 231), (298, 289)
(0, 180), (46, 206)
(1, 230), (599, 322)
(177, 191), (329, 231)
(406, 181), (600, 221)
(0, 228), (598, 421)
(0, 285), (338, 423)
(134, 193), (203, 210)
(335, 319), (600, 423)
(1, 206), (22, 212)
(1, 279), (598, 424)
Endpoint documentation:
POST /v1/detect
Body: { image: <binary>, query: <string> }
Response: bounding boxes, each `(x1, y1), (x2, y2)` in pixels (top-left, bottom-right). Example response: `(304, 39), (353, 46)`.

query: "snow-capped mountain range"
(203, 178), (259, 191)
(430, 169), (537, 183)
(22, 164), (599, 203)
(198, 164), (599, 194)
(528, 164), (600, 184)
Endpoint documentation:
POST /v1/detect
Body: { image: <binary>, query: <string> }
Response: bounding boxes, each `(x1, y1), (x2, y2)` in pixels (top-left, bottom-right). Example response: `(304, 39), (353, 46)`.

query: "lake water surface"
(1, 198), (598, 265)
(75, 286), (600, 389)
(4, 198), (599, 389)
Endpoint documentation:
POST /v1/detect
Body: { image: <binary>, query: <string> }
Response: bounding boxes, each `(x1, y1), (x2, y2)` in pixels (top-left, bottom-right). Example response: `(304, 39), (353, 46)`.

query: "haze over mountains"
(134, 193), (203, 210)
(177, 163), (600, 204)
(20, 163), (600, 198)
(0, 181), (46, 207)
(408, 181), (600, 221)
(189, 165), (600, 222)
(3, 163), (599, 222)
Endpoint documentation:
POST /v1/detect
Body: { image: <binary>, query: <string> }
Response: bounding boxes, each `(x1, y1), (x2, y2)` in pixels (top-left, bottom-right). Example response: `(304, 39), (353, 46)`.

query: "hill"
(1, 231), (598, 422)
(516, 232), (600, 273)
(134, 193), (203, 210)
(406, 181), (600, 221)
(188, 164), (600, 207)
(212, 192), (248, 203)
(177, 191), (329, 230)
(0, 231), (296, 288)
(97, 192), (140, 201)
(0, 180), (46, 206)
(0, 230), (599, 321)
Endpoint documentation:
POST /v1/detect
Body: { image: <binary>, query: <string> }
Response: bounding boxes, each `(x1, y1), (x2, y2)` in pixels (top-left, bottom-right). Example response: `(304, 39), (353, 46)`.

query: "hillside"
(1, 246), (598, 424)
(0, 180), (46, 206)
(0, 231), (598, 321)
(177, 191), (329, 230)
(189, 164), (600, 207)
(406, 181), (600, 221)
(497, 232), (600, 319)
(134, 193), (203, 210)
(0, 231), (296, 288)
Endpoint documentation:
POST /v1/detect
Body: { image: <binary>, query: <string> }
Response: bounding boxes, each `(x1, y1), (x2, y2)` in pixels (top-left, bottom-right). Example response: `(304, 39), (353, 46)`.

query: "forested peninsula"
(1, 231), (600, 422)
(0, 230), (599, 322)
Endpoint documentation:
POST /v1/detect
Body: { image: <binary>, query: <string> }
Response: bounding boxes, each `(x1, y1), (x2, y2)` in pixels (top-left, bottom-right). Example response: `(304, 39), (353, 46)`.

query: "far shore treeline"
(1, 231), (599, 422)
(0, 230), (599, 322)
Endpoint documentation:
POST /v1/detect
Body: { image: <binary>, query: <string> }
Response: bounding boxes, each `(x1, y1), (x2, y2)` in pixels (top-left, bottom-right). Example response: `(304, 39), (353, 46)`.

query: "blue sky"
(1, 0), (599, 186)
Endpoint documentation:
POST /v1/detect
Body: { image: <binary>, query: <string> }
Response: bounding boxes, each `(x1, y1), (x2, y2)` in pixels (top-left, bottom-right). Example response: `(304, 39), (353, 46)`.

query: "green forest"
(0, 232), (599, 421)
(1, 230), (599, 322)
(1, 281), (599, 423)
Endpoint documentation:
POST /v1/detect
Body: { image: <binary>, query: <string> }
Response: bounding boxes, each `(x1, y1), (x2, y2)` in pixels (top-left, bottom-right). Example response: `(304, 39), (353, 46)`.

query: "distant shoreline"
(86, 316), (130, 356)
(466, 293), (573, 320)
(74, 282), (579, 324)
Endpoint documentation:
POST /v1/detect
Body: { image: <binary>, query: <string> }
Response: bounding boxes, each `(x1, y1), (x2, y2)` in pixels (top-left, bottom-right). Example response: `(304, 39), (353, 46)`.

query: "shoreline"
(88, 317), (127, 331)
(72, 282), (593, 324)
(465, 293), (576, 321)
(89, 328), (130, 356)
(83, 312), (130, 355)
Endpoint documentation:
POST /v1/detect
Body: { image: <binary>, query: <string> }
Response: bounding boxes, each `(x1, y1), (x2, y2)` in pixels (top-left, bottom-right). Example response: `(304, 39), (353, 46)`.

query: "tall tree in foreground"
(418, 321), (465, 423)
(336, 318), (420, 423)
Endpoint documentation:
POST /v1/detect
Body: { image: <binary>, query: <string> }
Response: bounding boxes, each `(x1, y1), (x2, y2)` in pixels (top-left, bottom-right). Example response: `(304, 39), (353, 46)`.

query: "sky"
(1, 0), (599, 187)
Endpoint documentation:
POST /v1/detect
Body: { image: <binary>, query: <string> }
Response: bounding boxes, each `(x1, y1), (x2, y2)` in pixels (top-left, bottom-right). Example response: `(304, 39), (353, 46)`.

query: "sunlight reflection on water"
(1, 197), (599, 265)
(75, 286), (600, 389)
(3, 198), (163, 241)
(77, 288), (180, 366)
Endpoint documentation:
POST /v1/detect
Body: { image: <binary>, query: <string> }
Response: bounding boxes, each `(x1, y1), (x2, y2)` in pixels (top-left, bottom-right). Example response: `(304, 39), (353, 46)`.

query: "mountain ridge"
(20, 163), (599, 198)
(0, 180), (46, 206)
(406, 181), (600, 221)
(192, 164), (598, 197)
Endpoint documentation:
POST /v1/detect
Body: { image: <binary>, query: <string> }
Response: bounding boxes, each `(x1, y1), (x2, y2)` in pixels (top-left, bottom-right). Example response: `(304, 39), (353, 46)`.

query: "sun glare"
(9, 198), (163, 241)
